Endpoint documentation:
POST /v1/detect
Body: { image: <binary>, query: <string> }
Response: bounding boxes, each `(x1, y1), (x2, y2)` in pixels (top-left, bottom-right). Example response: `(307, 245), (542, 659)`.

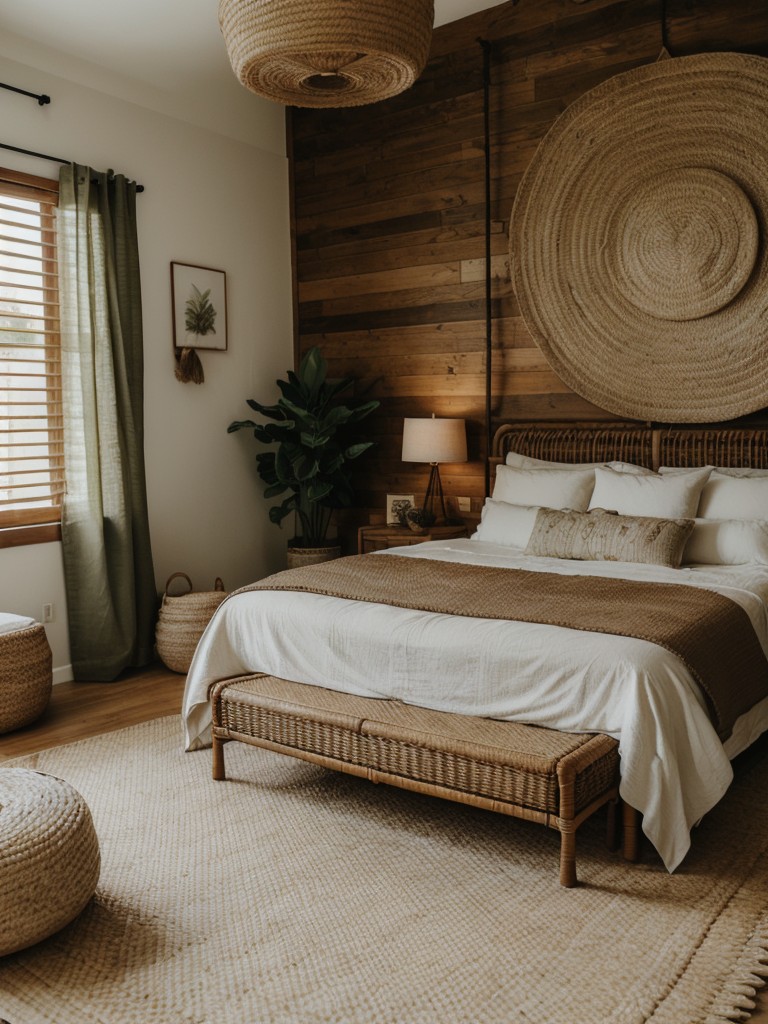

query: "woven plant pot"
(0, 622), (52, 734)
(218, 0), (434, 108)
(286, 544), (341, 570)
(155, 574), (228, 674)
(0, 768), (100, 956)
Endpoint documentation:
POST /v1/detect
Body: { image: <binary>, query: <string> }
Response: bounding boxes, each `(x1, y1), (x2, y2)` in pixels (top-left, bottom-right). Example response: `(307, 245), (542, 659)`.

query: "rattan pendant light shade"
(218, 0), (434, 108)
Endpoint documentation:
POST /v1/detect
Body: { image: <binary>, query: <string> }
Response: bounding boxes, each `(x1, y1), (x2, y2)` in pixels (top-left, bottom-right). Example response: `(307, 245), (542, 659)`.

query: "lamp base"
(422, 463), (447, 523)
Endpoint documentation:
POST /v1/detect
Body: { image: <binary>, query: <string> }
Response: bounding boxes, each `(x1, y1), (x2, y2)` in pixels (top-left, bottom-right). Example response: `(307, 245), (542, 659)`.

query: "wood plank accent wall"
(288, 0), (768, 545)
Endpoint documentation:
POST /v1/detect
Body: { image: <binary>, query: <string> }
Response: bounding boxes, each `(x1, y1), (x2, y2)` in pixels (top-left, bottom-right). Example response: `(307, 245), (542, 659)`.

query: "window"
(0, 167), (62, 545)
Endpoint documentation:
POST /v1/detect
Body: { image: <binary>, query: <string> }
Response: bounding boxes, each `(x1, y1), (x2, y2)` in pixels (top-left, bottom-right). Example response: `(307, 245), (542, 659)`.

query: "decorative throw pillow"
(471, 499), (540, 549)
(588, 466), (711, 519)
(492, 464), (596, 511)
(525, 508), (694, 567)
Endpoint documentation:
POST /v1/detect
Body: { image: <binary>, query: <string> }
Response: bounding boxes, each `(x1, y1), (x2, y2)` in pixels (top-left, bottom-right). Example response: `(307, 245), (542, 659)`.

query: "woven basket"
(286, 544), (341, 570)
(0, 622), (52, 734)
(155, 573), (228, 674)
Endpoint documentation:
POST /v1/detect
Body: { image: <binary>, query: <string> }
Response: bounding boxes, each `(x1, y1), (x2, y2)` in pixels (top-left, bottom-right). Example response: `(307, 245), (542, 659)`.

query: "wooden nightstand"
(357, 523), (467, 554)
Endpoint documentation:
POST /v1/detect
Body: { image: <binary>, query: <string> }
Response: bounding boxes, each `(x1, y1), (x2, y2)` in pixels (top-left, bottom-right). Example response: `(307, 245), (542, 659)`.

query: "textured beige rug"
(2, 717), (768, 1024)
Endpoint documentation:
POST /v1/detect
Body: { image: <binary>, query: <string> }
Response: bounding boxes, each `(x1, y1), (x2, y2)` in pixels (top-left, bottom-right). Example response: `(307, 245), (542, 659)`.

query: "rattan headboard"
(491, 423), (768, 475)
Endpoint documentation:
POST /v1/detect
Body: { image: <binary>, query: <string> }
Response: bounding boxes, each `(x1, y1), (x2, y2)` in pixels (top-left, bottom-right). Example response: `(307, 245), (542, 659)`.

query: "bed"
(181, 423), (768, 882)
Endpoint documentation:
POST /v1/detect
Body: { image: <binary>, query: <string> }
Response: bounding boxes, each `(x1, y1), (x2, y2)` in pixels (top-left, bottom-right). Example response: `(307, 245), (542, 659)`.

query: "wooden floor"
(2, 664), (767, 1021)
(0, 662), (186, 761)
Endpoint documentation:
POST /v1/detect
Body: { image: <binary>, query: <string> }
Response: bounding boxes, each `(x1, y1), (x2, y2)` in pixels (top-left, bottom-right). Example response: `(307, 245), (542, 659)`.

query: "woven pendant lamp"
(218, 0), (434, 108)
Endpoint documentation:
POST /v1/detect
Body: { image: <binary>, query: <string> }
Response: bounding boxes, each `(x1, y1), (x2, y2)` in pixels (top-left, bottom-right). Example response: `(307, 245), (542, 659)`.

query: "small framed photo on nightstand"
(387, 493), (415, 525)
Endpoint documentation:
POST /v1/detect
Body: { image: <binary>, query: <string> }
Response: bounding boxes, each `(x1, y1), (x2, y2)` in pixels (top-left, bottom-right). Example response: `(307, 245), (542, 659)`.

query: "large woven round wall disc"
(509, 53), (768, 423)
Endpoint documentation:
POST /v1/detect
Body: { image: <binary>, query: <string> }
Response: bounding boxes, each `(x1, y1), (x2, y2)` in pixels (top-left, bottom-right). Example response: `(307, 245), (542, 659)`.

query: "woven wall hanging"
(509, 52), (768, 423)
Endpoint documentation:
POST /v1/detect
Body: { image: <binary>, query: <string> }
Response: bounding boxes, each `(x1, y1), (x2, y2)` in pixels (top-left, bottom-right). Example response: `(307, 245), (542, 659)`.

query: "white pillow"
(660, 465), (768, 478)
(715, 467), (768, 477)
(471, 499), (539, 549)
(506, 451), (649, 474)
(684, 518), (768, 565)
(492, 464), (595, 511)
(696, 471), (768, 520)
(589, 466), (711, 518)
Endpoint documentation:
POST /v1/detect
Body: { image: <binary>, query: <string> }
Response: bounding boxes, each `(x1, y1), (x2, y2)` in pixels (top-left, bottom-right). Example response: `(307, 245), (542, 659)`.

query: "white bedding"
(181, 537), (768, 873)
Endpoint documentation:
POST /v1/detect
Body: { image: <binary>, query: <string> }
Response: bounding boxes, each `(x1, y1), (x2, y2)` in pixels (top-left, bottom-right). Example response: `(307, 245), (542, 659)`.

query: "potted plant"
(228, 347), (379, 566)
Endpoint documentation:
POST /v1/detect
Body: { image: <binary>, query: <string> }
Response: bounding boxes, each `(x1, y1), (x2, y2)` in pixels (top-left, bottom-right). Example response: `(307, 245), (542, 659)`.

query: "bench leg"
(212, 734), (228, 781)
(622, 801), (642, 862)
(559, 825), (577, 887)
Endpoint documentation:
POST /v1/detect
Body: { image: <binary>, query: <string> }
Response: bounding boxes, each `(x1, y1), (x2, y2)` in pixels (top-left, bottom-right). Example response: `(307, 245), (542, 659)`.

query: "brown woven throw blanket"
(239, 554), (768, 740)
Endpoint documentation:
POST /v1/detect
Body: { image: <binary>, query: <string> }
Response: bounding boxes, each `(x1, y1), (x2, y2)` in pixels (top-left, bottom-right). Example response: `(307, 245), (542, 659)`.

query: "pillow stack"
(471, 450), (768, 567)
(660, 467), (768, 565)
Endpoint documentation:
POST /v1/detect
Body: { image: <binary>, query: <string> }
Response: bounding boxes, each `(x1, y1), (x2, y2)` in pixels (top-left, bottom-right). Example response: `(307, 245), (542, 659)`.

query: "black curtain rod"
(0, 141), (145, 192)
(0, 81), (50, 106)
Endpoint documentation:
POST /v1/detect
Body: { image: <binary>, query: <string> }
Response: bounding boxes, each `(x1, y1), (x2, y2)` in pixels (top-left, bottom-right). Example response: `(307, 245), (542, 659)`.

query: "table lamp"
(401, 415), (467, 523)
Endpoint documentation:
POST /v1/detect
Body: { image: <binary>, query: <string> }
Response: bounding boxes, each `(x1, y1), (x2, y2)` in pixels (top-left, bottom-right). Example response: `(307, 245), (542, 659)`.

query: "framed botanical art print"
(170, 262), (228, 351)
(387, 493), (415, 525)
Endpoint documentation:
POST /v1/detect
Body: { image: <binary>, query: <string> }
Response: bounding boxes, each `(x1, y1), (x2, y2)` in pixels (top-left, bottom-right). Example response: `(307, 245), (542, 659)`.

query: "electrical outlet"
(42, 603), (54, 623)
(457, 497), (471, 512)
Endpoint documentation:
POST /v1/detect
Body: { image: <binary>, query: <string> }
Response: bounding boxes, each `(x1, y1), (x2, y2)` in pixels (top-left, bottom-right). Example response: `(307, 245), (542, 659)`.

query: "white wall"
(0, 52), (294, 680)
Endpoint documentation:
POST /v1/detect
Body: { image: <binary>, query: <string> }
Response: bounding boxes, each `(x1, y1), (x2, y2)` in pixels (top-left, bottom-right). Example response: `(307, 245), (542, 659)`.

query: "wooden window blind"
(0, 167), (63, 533)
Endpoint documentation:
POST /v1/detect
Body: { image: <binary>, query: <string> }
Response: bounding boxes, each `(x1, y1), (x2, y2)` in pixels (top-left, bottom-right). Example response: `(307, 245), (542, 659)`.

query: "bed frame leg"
(606, 798), (620, 851)
(212, 734), (228, 781)
(622, 801), (642, 862)
(559, 825), (577, 887)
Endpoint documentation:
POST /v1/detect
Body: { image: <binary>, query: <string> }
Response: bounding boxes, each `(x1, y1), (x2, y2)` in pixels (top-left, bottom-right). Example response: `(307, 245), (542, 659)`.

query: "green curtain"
(57, 164), (156, 680)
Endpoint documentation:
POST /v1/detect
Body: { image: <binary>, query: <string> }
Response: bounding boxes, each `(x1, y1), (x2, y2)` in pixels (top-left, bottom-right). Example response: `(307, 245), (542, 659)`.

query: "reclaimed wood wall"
(288, 0), (768, 542)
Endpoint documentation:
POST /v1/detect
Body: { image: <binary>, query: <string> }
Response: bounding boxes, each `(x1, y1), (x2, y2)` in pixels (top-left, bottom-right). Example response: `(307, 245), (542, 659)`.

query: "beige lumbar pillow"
(525, 508), (694, 567)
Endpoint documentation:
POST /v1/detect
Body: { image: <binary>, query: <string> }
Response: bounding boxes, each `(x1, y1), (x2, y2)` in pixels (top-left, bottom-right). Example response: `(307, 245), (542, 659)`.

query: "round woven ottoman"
(0, 768), (100, 956)
(0, 615), (52, 734)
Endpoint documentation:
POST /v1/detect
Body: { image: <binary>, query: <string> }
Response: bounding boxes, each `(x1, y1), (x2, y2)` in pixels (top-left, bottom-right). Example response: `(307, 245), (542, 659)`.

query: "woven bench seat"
(210, 673), (621, 887)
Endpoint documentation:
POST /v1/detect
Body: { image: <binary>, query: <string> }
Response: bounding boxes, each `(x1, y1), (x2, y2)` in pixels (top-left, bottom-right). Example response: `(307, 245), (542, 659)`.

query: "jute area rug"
(2, 718), (768, 1024)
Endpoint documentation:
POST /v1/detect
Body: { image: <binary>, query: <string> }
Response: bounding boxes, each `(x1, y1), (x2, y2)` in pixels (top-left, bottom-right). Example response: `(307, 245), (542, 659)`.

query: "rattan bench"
(210, 673), (621, 887)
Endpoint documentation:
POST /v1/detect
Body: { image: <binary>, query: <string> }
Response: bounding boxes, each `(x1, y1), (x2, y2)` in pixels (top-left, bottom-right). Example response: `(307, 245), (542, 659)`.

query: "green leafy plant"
(185, 285), (217, 336)
(228, 347), (379, 548)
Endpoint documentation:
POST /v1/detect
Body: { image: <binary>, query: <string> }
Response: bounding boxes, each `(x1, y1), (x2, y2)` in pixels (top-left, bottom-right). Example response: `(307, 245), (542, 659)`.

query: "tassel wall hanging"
(174, 347), (205, 384)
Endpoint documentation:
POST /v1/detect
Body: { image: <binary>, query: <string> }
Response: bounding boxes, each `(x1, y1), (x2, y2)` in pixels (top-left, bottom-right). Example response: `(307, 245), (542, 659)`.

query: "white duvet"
(181, 537), (768, 873)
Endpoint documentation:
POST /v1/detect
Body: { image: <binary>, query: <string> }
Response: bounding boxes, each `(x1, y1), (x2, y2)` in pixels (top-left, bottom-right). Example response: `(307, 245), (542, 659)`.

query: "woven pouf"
(0, 616), (53, 734)
(0, 768), (100, 956)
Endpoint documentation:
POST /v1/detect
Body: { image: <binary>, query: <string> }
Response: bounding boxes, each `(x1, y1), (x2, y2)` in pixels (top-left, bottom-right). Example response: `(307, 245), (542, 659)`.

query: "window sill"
(0, 523), (62, 549)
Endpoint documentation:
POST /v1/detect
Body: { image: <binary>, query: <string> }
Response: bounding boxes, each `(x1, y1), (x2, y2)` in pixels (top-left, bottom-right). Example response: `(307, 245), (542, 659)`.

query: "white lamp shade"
(402, 418), (467, 464)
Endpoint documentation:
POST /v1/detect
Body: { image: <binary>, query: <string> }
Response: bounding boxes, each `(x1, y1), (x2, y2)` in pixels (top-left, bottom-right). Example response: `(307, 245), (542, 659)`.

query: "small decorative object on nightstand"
(358, 523), (467, 554)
